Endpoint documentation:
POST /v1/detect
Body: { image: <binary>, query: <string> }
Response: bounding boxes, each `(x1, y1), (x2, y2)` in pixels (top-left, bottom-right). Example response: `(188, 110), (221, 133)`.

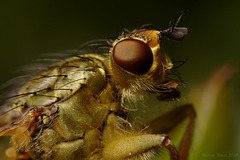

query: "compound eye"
(113, 39), (153, 75)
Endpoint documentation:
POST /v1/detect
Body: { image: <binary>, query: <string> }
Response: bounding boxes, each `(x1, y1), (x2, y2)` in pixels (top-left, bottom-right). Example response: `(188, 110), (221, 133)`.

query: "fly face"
(0, 23), (195, 160)
(109, 29), (186, 101)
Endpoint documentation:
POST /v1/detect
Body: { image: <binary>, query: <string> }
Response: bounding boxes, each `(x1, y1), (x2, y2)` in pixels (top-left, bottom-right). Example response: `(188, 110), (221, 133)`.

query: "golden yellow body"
(0, 28), (195, 160)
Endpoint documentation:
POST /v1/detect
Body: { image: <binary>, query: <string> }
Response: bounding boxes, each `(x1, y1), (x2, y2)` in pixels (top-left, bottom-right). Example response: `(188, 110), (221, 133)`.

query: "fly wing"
(0, 54), (107, 135)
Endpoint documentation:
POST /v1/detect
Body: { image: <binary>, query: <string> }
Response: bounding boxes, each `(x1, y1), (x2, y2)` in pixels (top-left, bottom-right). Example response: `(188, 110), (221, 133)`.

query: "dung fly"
(0, 20), (196, 160)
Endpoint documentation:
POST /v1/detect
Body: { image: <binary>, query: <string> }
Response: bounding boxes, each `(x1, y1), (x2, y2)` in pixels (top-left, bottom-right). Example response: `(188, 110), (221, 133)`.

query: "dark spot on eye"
(113, 39), (153, 75)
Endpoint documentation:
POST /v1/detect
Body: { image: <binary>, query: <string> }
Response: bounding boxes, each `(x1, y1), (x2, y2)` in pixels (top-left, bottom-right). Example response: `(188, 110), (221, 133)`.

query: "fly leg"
(149, 104), (196, 160)
(102, 113), (179, 160)
(103, 133), (179, 160)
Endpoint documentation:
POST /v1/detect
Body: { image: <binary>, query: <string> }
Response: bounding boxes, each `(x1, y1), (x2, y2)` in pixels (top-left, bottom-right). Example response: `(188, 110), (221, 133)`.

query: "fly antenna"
(161, 12), (188, 41)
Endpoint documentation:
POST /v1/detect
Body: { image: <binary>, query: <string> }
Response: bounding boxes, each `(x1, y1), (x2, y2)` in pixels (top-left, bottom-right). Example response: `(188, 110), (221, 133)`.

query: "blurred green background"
(0, 0), (239, 160)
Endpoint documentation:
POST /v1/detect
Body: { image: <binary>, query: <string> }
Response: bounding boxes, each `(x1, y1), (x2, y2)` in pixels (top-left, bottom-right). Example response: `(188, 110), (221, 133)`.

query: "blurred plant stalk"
(189, 63), (237, 160)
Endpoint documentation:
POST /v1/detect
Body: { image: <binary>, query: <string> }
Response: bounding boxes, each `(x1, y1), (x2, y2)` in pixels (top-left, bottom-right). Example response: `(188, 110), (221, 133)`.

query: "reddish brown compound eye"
(113, 39), (153, 75)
